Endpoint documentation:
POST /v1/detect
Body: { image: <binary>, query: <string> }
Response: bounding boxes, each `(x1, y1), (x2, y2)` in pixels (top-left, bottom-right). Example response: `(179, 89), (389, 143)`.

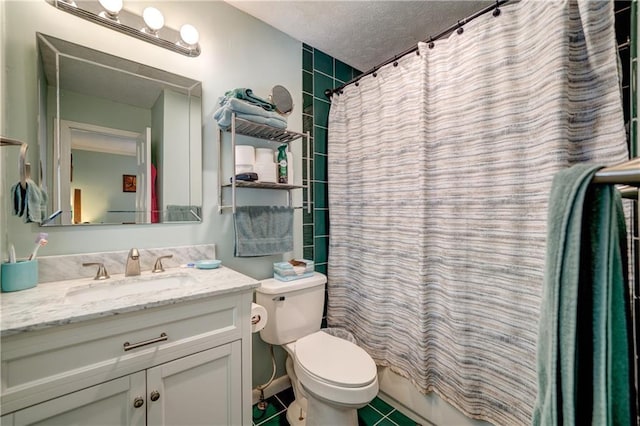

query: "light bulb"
(142, 7), (164, 33)
(98, 0), (123, 16)
(179, 24), (199, 46)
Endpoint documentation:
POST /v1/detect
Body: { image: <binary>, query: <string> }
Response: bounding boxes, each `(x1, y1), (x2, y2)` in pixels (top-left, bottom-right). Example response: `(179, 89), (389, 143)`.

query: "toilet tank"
(256, 272), (327, 345)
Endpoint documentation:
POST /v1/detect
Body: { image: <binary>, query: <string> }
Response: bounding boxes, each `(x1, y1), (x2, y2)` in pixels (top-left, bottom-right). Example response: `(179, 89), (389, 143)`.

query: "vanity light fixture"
(45, 0), (201, 57)
(142, 7), (164, 35)
(179, 24), (199, 47)
(97, 0), (122, 20)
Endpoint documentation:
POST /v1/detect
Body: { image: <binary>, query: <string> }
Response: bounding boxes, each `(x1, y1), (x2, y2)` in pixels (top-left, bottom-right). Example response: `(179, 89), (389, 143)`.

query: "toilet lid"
(295, 331), (377, 388)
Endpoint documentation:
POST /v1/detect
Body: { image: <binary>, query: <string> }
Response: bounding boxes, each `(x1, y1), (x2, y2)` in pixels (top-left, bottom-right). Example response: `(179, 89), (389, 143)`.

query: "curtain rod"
(326, 0), (512, 98)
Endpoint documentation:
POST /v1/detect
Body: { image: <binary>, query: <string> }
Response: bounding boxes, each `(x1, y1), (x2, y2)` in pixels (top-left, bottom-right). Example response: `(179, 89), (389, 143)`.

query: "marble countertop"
(0, 266), (260, 337)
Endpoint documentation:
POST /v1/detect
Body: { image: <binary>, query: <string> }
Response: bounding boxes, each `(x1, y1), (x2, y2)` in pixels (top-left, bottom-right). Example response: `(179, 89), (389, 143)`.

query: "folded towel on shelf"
(533, 164), (635, 425)
(233, 206), (293, 257)
(215, 108), (287, 130)
(214, 97), (287, 130)
(224, 88), (275, 111)
(11, 178), (47, 224)
(224, 97), (281, 118)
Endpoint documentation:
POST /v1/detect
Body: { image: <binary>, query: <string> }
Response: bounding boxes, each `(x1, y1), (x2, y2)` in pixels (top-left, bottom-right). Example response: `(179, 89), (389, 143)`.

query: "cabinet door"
(147, 341), (242, 426)
(12, 372), (146, 426)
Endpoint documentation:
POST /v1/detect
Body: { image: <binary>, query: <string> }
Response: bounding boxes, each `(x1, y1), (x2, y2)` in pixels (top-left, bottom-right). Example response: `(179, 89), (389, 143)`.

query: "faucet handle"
(152, 255), (173, 273)
(129, 248), (140, 259)
(83, 262), (110, 280)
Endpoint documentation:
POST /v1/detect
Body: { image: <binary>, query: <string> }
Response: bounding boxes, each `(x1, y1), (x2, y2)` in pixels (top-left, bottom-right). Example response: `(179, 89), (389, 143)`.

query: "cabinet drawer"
(1, 293), (245, 414)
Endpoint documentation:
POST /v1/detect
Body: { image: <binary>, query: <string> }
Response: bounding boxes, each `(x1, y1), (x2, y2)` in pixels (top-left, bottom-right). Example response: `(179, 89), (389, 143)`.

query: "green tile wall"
(301, 43), (360, 290)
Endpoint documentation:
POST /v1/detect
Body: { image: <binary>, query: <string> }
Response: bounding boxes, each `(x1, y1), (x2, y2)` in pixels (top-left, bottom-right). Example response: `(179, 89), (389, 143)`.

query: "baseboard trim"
(252, 375), (292, 405)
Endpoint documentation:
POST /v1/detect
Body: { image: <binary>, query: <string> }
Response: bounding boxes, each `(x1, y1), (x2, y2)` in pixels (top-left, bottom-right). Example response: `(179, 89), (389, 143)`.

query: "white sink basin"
(65, 273), (196, 304)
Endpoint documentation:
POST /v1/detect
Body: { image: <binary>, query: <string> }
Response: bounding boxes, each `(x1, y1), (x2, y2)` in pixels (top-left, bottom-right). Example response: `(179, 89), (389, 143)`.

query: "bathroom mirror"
(36, 33), (202, 225)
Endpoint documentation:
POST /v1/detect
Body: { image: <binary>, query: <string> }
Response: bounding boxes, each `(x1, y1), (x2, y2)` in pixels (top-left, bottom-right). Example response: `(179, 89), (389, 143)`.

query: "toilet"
(256, 272), (378, 426)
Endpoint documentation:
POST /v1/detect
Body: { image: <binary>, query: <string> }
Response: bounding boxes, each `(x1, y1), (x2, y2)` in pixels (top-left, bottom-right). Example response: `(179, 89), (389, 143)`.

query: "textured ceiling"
(225, 1), (493, 72)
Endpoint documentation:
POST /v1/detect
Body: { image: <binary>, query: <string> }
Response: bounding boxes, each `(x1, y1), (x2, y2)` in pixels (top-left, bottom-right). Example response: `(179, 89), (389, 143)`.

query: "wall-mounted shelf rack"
(221, 181), (304, 190)
(218, 114), (310, 213)
(231, 117), (305, 143)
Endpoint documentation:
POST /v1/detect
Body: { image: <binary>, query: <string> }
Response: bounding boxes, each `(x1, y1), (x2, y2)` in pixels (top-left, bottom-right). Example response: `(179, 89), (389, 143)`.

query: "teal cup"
(1, 259), (38, 292)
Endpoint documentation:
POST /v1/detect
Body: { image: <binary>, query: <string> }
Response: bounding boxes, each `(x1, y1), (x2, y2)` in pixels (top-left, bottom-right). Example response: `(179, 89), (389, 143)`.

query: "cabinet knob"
(150, 390), (160, 402)
(133, 396), (144, 408)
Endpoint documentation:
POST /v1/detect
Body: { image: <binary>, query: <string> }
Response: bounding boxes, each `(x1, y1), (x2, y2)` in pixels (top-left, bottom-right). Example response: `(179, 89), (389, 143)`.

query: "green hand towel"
(233, 206), (293, 257)
(533, 164), (635, 425)
(10, 178), (47, 224)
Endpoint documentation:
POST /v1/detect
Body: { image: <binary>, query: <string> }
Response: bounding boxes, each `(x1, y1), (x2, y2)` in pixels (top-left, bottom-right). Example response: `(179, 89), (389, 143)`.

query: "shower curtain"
(326, 1), (628, 424)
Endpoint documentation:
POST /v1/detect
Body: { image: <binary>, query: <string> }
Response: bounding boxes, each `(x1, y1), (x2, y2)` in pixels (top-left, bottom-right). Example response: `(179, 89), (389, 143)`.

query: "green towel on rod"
(533, 164), (636, 425)
(10, 178), (47, 224)
(233, 206), (293, 257)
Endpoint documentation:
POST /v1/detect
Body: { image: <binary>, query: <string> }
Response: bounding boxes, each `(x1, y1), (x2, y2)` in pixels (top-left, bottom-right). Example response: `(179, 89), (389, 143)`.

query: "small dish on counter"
(194, 259), (222, 269)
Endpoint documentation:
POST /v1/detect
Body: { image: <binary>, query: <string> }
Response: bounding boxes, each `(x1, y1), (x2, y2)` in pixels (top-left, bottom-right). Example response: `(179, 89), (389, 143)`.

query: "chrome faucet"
(125, 248), (141, 277)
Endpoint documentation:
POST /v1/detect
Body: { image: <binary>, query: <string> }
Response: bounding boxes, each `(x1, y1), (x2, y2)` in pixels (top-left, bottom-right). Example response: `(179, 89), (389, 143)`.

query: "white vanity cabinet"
(146, 342), (242, 425)
(1, 290), (253, 426)
(4, 372), (146, 426)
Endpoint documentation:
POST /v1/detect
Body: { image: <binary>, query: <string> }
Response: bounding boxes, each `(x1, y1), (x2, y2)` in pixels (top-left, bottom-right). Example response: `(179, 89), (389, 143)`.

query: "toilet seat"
(295, 331), (377, 388)
(292, 331), (379, 406)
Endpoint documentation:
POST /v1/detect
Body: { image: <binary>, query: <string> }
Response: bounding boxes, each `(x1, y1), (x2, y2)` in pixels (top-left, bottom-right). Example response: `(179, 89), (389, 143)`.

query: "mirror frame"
(36, 32), (203, 226)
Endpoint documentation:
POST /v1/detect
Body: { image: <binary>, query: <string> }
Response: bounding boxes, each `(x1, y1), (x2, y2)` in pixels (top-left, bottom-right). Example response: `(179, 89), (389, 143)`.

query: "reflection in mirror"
(36, 33), (203, 226)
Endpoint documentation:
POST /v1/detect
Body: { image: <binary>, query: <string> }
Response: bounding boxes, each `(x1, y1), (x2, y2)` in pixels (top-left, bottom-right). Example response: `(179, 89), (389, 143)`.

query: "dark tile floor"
(252, 387), (421, 426)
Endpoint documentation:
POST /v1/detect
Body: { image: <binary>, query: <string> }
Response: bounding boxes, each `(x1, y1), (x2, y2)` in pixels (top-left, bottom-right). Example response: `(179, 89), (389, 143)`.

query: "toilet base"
(304, 390), (358, 426)
(282, 341), (372, 426)
(286, 400), (307, 426)
(285, 394), (359, 426)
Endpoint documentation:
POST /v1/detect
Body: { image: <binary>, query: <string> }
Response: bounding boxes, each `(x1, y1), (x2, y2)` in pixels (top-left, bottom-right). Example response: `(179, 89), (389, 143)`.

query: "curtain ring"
(456, 20), (464, 35)
(355, 81), (359, 87)
(493, 0), (501, 17)
(428, 37), (435, 49)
